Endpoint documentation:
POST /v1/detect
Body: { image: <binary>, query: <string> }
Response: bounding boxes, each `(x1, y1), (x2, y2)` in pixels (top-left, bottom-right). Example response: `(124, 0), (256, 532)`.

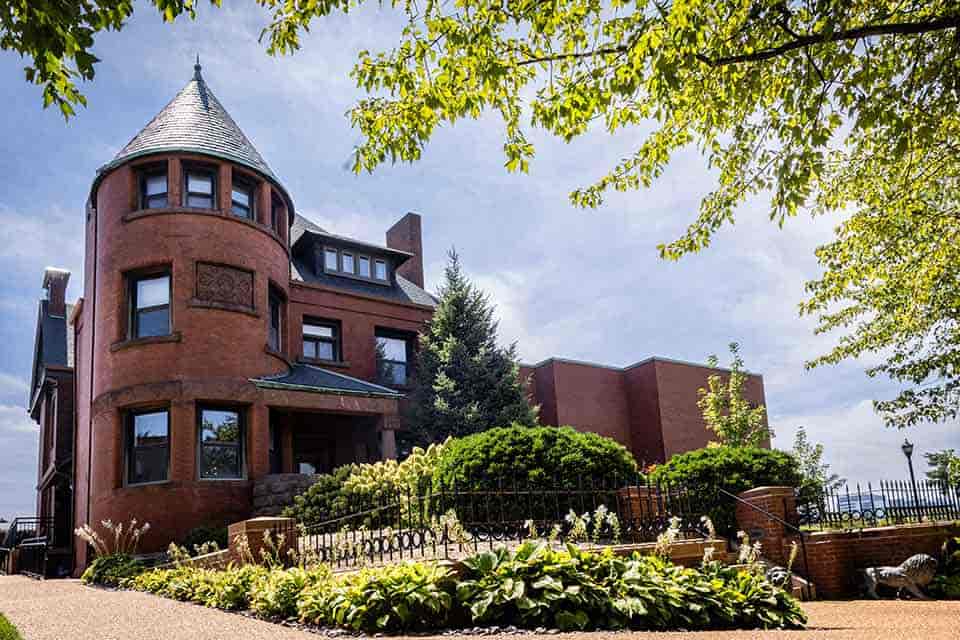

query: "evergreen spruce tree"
(402, 250), (537, 451)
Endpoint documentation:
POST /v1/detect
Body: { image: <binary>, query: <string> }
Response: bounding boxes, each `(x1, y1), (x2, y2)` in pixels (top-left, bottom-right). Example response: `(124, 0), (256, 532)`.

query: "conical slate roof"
(107, 61), (278, 182)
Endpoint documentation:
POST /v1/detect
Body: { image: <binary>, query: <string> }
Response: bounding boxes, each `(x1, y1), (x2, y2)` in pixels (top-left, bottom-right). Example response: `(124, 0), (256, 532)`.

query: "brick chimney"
(42, 267), (71, 317)
(386, 212), (424, 288)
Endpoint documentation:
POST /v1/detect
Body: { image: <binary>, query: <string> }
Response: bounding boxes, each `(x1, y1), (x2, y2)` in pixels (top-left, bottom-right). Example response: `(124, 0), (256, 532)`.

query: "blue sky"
(0, 3), (956, 518)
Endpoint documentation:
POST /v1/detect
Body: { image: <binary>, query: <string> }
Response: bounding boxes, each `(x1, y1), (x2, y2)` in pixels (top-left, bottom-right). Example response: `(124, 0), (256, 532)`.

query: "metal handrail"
(717, 488), (811, 600)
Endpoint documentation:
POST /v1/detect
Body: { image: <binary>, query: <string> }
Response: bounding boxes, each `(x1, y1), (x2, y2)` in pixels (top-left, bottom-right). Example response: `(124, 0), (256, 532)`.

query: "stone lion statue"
(863, 553), (938, 600)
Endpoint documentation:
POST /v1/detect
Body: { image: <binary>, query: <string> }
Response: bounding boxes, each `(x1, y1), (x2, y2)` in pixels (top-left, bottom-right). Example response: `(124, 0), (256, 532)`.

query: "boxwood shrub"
(435, 425), (638, 489)
(649, 446), (802, 534)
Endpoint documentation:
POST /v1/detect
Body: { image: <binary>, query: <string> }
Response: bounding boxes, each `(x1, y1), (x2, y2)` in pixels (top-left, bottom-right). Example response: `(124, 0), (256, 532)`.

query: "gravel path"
(2, 575), (959, 640)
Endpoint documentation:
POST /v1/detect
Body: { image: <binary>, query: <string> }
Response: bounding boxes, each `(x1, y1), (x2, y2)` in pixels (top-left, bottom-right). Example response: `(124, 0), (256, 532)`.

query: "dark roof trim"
(289, 277), (438, 311)
(251, 364), (404, 399)
(294, 228), (413, 260)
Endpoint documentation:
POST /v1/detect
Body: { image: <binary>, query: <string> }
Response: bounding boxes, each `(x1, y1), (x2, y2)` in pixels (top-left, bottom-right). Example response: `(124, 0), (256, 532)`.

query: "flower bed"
(115, 541), (805, 633)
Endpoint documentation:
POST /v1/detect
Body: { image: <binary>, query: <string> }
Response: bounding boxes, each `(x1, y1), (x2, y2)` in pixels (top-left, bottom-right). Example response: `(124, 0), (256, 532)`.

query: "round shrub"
(80, 553), (144, 587)
(435, 425), (638, 490)
(649, 446), (802, 534)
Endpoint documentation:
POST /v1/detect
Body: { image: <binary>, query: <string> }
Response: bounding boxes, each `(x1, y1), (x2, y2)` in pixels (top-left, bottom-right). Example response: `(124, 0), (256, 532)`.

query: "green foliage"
(456, 542), (804, 631)
(125, 542), (805, 631)
(301, 563), (457, 632)
(1, 1), (222, 118)
(182, 524), (228, 553)
(650, 446), (801, 534)
(698, 343), (770, 448)
(205, 565), (269, 610)
(790, 426), (845, 504)
(343, 440), (446, 498)
(250, 567), (325, 619)
(80, 553), (144, 587)
(260, 0), (960, 430)
(282, 464), (356, 526)
(403, 250), (538, 452)
(929, 536), (960, 600)
(0, 613), (22, 640)
(435, 425), (638, 489)
(925, 450), (960, 488)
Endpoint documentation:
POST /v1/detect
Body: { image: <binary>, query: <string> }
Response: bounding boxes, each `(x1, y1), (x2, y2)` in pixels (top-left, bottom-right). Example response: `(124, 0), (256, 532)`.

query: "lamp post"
(901, 438), (922, 521)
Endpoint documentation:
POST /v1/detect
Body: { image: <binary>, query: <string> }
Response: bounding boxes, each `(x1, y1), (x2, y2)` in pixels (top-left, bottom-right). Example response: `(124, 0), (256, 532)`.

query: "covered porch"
(253, 364), (403, 475)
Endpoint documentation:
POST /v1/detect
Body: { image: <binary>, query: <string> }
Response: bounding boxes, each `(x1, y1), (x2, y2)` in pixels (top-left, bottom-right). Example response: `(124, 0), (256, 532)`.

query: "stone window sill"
(298, 357), (351, 369)
(188, 298), (259, 317)
(111, 332), (182, 352)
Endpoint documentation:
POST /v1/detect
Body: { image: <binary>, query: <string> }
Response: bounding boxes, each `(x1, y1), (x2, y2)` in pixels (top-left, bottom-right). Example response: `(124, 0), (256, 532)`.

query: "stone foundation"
(252, 473), (320, 516)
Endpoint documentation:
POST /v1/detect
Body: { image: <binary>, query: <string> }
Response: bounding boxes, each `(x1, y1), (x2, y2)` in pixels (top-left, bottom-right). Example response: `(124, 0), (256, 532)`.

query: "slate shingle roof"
(102, 62), (279, 184)
(252, 364), (403, 398)
(291, 256), (437, 308)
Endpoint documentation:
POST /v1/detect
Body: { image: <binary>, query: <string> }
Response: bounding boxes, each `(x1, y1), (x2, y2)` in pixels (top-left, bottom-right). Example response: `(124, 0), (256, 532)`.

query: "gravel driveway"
(2, 575), (959, 640)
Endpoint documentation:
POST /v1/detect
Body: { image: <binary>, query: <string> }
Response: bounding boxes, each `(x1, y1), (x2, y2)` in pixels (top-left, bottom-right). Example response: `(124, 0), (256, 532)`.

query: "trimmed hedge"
(435, 425), (638, 489)
(649, 446), (802, 534)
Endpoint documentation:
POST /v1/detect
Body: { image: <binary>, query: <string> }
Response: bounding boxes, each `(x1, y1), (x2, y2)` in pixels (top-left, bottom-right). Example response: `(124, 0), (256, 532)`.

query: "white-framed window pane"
(377, 336), (408, 362)
(304, 324), (334, 338)
(325, 249), (338, 271)
(188, 173), (213, 194)
(342, 253), (355, 273)
(137, 276), (169, 309)
(374, 260), (387, 280)
(146, 175), (167, 196)
(358, 256), (371, 277)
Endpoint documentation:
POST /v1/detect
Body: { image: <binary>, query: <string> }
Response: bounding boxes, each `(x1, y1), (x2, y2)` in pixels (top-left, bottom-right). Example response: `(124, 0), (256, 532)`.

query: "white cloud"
(0, 404), (37, 518)
(773, 400), (960, 485)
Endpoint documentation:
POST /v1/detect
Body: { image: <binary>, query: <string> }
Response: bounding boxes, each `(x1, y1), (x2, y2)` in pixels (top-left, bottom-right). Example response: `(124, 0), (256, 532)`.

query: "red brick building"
(26, 63), (767, 575)
(520, 357), (768, 466)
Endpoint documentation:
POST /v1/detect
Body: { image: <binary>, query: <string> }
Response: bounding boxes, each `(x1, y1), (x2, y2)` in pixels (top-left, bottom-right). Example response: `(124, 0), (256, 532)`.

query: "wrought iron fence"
(273, 476), (716, 570)
(0, 516), (54, 576)
(796, 480), (960, 530)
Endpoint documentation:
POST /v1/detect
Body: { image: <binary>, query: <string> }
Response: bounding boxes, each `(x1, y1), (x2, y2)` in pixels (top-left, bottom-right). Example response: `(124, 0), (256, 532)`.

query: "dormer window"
(139, 168), (168, 209)
(322, 246), (390, 284)
(231, 177), (255, 219)
(184, 166), (216, 209)
(324, 248), (338, 271)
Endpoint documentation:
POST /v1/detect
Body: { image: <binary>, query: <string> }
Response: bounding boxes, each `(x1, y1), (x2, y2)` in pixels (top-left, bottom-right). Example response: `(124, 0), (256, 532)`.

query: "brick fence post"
(734, 486), (797, 566)
(227, 516), (296, 565)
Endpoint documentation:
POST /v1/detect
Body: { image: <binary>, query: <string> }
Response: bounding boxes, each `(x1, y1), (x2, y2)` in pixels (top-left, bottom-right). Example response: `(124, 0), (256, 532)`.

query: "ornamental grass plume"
(75, 518), (150, 556)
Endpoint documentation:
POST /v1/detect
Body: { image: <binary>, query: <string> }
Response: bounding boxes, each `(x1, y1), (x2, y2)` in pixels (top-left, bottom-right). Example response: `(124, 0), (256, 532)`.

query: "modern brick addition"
(521, 357), (769, 465)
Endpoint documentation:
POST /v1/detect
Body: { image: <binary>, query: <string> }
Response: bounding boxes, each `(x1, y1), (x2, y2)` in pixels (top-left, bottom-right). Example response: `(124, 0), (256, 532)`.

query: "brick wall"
(734, 486), (959, 598)
(524, 357), (768, 465)
(789, 522), (960, 598)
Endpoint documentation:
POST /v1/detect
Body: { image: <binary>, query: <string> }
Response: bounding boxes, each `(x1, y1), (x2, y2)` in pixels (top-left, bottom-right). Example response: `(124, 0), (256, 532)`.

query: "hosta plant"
(299, 562), (457, 632)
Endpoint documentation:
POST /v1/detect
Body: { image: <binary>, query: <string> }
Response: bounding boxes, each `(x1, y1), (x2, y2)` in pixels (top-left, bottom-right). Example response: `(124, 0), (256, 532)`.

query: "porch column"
(378, 415), (400, 460)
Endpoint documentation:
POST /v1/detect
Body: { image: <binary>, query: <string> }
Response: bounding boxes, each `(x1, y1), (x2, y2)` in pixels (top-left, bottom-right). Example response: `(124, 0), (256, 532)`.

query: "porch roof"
(251, 364), (403, 399)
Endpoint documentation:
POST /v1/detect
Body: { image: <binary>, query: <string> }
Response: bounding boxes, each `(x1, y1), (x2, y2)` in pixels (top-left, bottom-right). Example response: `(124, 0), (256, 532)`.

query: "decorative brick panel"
(195, 261), (254, 310)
